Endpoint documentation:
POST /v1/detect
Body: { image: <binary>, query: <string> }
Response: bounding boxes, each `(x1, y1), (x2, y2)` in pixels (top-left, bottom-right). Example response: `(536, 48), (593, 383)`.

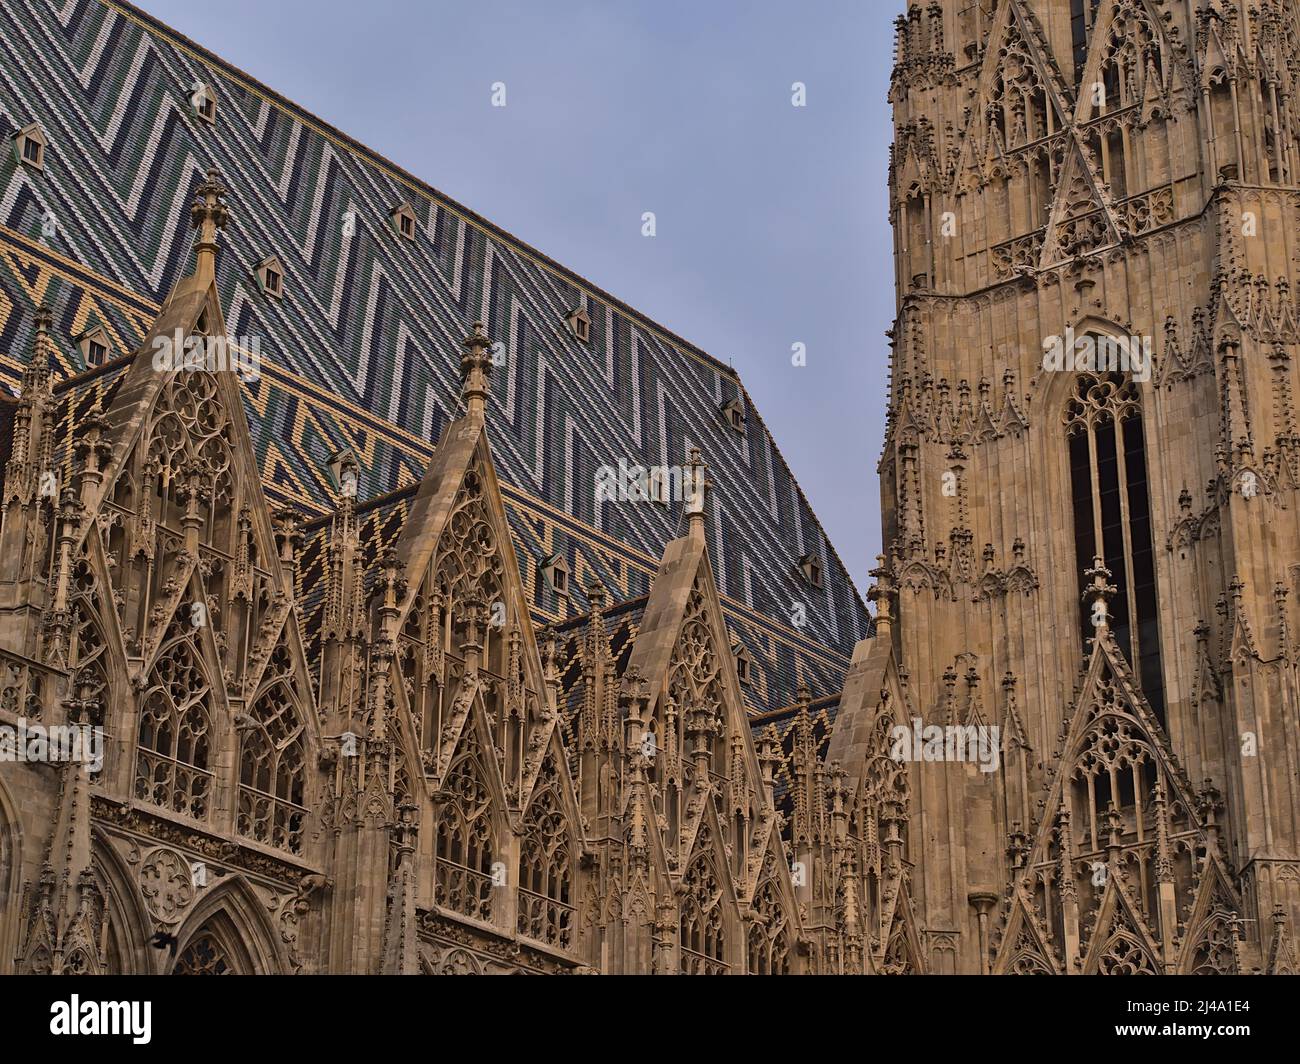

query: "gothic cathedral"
(1, 0), (1299, 976)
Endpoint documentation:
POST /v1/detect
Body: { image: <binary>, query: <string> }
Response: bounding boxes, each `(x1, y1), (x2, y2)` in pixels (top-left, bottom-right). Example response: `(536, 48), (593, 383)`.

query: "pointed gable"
(952, 0), (1072, 192)
(980, 0), (1072, 151)
(625, 521), (770, 853)
(51, 168), (320, 855)
(993, 887), (1062, 974)
(619, 465), (806, 971)
(1074, 0), (1182, 124)
(382, 402), (556, 791)
(1081, 872), (1164, 975)
(1177, 851), (1245, 974)
(1038, 137), (1123, 264)
(343, 324), (590, 955)
(1001, 596), (1244, 974)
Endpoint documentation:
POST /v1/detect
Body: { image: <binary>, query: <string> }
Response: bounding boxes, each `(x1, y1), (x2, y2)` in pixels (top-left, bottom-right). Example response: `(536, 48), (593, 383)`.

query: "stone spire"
(868, 555), (895, 640)
(3, 305), (54, 509)
(189, 167), (229, 283)
(1083, 556), (1117, 634)
(685, 447), (709, 541)
(460, 320), (493, 419)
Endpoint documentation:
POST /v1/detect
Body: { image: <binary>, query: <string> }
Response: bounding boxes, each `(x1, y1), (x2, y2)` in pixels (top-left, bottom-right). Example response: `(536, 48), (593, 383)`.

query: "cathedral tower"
(881, 0), (1300, 974)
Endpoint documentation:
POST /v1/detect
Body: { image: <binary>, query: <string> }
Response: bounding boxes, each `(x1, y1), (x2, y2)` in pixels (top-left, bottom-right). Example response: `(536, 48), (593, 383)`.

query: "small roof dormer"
(540, 552), (570, 597)
(13, 122), (46, 171)
(390, 202), (418, 242)
(730, 631), (754, 685)
(565, 306), (591, 344)
(76, 324), (113, 369)
(798, 553), (824, 590)
(255, 255), (285, 300)
(721, 397), (747, 434)
(190, 82), (217, 125)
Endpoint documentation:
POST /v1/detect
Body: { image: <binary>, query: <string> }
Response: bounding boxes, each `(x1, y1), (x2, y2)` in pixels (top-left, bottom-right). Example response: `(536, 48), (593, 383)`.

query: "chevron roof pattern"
(0, 0), (870, 703)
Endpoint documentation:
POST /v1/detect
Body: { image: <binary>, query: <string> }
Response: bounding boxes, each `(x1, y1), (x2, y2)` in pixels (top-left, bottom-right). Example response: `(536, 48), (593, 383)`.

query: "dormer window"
(191, 83), (217, 125)
(733, 640), (753, 685)
(721, 398), (747, 434)
(256, 255), (285, 300)
(540, 553), (570, 597)
(390, 203), (418, 242)
(565, 306), (591, 344)
(647, 466), (671, 506)
(77, 326), (113, 369)
(14, 123), (46, 171)
(799, 553), (824, 589)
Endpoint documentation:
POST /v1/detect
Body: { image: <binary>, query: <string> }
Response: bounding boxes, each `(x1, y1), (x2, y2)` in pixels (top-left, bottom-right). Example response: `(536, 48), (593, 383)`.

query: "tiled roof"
(0, 0), (868, 702)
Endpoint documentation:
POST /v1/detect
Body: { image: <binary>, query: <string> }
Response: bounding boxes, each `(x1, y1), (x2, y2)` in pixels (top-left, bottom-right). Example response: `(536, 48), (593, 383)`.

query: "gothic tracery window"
(1064, 370), (1165, 720)
(174, 933), (234, 975)
(1100, 5), (1161, 115)
(990, 27), (1053, 151)
(135, 636), (213, 819)
(747, 877), (791, 975)
(144, 369), (236, 549)
(434, 751), (496, 922)
(679, 855), (728, 975)
(666, 584), (727, 784)
(1065, 678), (1174, 915)
(1096, 932), (1158, 975)
(411, 462), (515, 759)
(1007, 928), (1055, 975)
(516, 767), (574, 950)
(1188, 913), (1239, 975)
(237, 684), (306, 853)
(68, 562), (110, 774)
(1070, 0), (1101, 85)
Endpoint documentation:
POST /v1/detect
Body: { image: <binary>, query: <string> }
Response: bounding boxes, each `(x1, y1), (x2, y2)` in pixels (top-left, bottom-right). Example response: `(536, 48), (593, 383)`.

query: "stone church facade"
(877, 0), (1300, 974)
(1, 0), (1299, 975)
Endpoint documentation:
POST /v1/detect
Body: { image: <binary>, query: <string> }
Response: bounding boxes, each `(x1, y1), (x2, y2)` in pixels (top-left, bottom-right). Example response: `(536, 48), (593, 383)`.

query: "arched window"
(0, 782), (18, 970)
(679, 855), (728, 975)
(144, 371), (236, 550)
(174, 933), (235, 975)
(1105, 128), (1127, 198)
(1064, 370), (1165, 720)
(904, 187), (928, 288)
(135, 638), (212, 819)
(434, 752), (496, 922)
(516, 770), (573, 950)
(237, 685), (306, 853)
(1070, 0), (1101, 85)
(747, 877), (791, 975)
(68, 559), (110, 777)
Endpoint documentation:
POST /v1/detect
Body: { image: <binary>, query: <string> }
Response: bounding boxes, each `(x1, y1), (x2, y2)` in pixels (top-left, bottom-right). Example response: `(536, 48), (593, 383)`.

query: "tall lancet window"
(1064, 370), (1165, 721)
(1070, 0), (1102, 85)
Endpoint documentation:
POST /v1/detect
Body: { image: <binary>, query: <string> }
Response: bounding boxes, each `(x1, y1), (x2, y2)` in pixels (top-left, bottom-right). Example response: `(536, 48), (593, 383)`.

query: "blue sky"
(143, 0), (899, 591)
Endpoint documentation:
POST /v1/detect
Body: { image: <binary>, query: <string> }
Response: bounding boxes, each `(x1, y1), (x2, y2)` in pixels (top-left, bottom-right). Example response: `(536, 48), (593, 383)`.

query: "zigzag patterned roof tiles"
(0, 0), (869, 702)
